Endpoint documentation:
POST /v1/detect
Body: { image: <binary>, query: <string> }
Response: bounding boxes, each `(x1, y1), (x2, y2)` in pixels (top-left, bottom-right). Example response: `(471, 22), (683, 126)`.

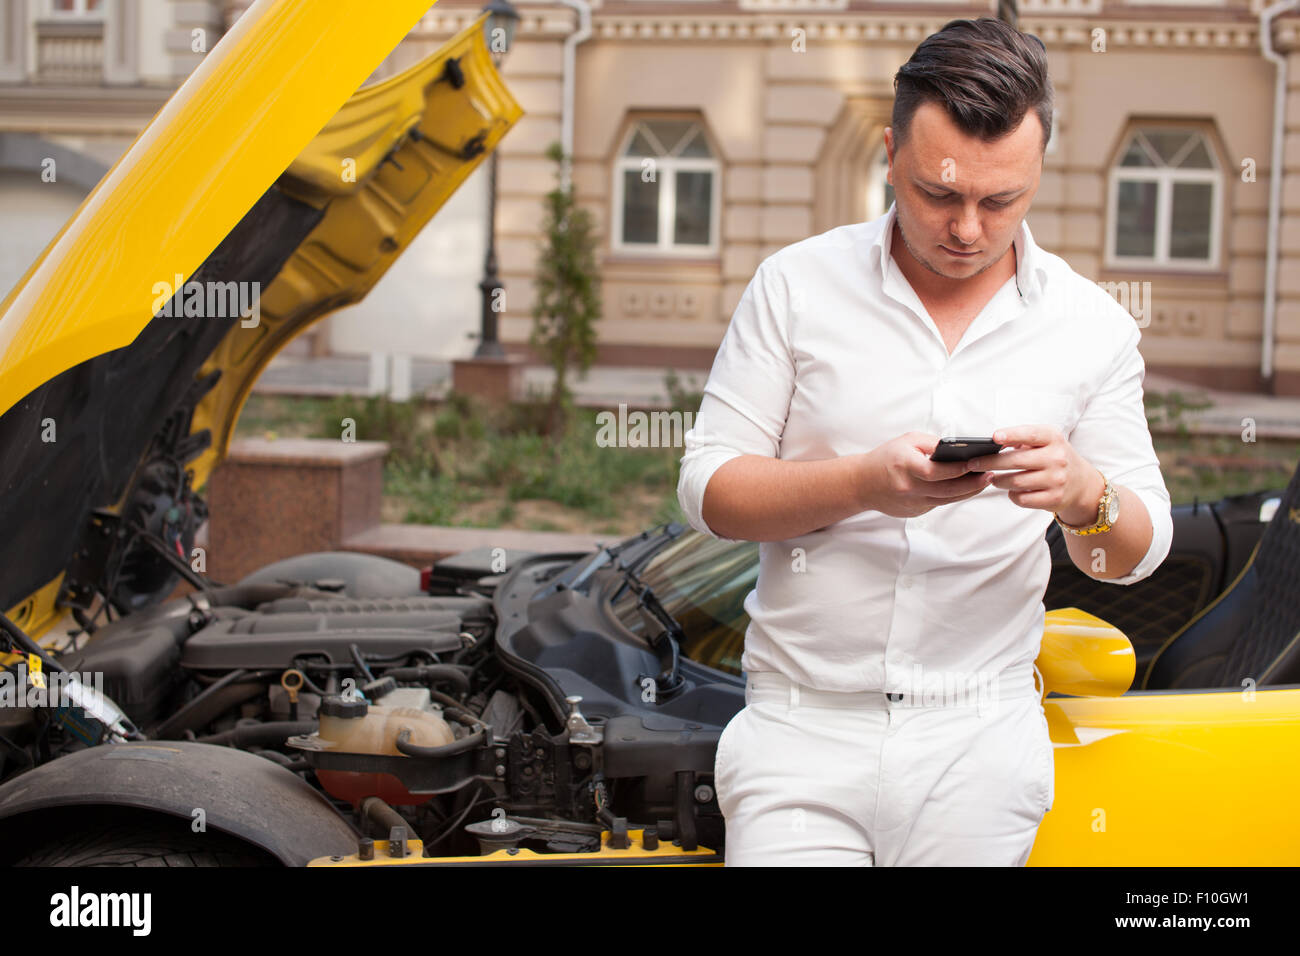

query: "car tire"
(11, 820), (274, 867)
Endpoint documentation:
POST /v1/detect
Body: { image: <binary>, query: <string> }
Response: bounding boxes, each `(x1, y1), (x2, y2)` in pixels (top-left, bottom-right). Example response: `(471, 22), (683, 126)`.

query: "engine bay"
(0, 543), (738, 860)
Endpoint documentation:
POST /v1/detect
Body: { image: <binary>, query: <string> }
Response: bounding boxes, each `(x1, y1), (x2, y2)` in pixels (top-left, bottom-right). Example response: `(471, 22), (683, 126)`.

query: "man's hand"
(966, 424), (1155, 580)
(858, 431), (994, 518)
(965, 425), (1104, 522)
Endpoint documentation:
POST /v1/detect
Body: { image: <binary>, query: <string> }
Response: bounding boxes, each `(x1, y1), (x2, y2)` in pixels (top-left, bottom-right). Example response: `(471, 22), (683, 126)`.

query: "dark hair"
(892, 17), (1053, 153)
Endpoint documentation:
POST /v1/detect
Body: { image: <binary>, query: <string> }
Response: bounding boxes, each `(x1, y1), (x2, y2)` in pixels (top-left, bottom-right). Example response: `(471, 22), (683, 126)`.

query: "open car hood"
(0, 1), (522, 637)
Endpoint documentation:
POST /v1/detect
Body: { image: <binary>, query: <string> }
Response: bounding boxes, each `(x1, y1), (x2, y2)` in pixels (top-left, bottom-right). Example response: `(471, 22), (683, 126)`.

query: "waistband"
(744, 663), (1042, 711)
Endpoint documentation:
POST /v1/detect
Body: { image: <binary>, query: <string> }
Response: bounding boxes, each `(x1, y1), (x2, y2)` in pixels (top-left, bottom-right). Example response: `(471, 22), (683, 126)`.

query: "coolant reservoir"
(315, 695), (457, 806)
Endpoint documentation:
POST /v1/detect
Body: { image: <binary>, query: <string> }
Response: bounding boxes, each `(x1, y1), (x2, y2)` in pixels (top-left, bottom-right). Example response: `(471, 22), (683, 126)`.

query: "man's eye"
(924, 191), (1011, 207)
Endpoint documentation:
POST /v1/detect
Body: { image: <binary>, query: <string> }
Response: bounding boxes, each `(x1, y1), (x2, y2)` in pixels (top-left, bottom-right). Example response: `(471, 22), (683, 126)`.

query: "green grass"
(231, 394), (332, 438)
(1154, 433), (1298, 505)
(1143, 386), (1298, 503)
(232, 379), (1297, 532)
(1143, 387), (1215, 435)
(235, 376), (697, 534)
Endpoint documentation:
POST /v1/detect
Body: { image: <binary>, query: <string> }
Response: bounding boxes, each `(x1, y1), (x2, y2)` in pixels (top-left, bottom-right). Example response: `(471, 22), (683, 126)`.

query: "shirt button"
(899, 575), (913, 589)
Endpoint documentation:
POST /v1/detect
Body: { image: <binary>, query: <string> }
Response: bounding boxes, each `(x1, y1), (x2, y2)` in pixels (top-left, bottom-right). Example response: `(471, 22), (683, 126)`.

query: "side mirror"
(1036, 608), (1135, 697)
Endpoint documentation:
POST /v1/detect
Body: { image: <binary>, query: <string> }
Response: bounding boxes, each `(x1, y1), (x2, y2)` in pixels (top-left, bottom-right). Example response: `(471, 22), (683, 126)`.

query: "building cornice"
(0, 85), (171, 134)
(410, 9), (1299, 50)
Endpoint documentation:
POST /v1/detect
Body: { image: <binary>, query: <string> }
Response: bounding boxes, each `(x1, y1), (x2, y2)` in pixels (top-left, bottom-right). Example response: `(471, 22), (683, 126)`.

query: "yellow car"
(0, 1), (1296, 869)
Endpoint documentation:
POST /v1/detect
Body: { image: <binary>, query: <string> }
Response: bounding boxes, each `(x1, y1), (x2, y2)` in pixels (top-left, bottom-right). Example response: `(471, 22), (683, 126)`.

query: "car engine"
(0, 543), (733, 860)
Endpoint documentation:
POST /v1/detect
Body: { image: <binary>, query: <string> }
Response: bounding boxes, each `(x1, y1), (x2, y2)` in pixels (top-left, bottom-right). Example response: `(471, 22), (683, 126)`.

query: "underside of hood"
(0, 4), (522, 638)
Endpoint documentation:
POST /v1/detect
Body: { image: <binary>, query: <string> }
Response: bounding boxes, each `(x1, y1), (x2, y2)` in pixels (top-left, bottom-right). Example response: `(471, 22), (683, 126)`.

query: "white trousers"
(714, 667), (1054, 866)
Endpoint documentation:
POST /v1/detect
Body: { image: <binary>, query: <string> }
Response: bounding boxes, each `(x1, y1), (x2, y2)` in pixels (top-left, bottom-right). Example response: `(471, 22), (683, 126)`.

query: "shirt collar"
(871, 201), (1049, 301)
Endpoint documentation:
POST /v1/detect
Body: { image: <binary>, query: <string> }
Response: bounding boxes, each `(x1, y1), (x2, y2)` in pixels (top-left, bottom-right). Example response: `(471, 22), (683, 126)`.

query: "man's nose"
(950, 207), (981, 246)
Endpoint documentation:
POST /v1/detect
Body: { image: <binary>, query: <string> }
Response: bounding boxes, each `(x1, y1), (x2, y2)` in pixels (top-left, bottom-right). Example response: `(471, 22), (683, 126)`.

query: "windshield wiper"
(607, 522), (685, 603)
(537, 522), (682, 598)
(611, 556), (686, 702)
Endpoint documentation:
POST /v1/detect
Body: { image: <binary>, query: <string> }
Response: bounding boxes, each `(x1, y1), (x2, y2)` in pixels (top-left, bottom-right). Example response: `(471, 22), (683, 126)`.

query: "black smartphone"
(929, 437), (1003, 463)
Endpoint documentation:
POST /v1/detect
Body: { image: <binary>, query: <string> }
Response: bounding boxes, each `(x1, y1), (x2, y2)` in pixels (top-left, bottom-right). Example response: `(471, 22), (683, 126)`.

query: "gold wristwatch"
(1055, 473), (1119, 536)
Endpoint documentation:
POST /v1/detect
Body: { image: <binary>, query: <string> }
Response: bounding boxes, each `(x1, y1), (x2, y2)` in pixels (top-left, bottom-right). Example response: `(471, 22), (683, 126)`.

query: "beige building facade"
(420, 0), (1300, 395)
(3, 1), (1300, 394)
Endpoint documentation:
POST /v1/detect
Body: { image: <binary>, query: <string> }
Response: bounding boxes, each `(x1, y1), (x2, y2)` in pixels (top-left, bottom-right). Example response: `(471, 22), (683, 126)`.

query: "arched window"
(865, 139), (894, 221)
(1107, 125), (1221, 269)
(612, 118), (720, 256)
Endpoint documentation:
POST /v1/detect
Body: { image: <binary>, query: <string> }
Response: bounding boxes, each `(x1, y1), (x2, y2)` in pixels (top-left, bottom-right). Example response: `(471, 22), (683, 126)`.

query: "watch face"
(1106, 493), (1120, 524)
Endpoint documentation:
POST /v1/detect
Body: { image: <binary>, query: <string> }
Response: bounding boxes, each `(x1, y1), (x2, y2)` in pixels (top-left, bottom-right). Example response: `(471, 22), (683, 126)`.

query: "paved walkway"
(254, 354), (707, 409)
(253, 355), (1300, 438)
(1142, 372), (1300, 439)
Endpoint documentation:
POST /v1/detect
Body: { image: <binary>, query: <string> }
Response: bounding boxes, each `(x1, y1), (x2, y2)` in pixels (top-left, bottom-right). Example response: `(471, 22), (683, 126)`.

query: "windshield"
(609, 531), (759, 676)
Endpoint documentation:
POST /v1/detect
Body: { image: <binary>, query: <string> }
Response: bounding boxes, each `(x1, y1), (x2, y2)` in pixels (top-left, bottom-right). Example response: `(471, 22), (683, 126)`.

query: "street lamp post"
(474, 0), (520, 359)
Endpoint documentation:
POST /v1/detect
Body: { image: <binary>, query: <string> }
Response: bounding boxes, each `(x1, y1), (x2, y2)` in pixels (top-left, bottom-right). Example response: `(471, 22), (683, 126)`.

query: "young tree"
(531, 141), (601, 440)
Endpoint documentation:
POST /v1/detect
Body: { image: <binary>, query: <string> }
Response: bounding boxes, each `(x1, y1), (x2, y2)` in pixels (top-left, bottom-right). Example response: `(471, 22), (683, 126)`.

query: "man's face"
(884, 100), (1043, 282)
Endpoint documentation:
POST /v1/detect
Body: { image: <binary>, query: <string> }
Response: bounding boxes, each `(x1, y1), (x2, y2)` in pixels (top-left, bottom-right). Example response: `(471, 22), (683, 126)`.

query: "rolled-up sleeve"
(1069, 321), (1173, 585)
(677, 258), (797, 541)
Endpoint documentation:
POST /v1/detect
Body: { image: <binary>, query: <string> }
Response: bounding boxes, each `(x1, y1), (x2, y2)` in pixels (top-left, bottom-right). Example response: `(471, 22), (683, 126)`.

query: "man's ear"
(883, 127), (895, 184)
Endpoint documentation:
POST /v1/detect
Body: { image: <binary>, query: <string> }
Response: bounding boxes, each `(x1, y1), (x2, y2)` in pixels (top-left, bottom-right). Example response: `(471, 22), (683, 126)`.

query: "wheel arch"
(0, 742), (359, 866)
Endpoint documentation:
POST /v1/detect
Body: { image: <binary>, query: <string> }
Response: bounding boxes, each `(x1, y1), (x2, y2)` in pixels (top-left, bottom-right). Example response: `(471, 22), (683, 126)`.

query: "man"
(676, 17), (1172, 866)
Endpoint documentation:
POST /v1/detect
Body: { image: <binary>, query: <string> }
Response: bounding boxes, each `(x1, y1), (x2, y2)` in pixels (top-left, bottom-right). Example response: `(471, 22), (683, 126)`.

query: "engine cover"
(181, 606), (466, 671)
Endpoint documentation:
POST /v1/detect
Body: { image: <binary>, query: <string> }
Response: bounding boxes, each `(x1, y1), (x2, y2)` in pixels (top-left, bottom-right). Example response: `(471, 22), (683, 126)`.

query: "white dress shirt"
(676, 202), (1173, 695)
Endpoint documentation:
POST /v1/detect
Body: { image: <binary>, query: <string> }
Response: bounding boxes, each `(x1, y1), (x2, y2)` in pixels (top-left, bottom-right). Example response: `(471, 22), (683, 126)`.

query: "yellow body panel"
(1039, 607), (1137, 697)
(308, 831), (723, 867)
(1028, 686), (1300, 865)
(189, 15), (522, 487)
(0, 577), (65, 653)
(0, 0), (438, 421)
(1, 6), (521, 642)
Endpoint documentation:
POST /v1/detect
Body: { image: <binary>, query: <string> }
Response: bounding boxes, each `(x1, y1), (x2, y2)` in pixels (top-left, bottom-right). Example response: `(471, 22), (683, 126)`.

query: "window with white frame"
(612, 118), (720, 255)
(1107, 126), (1221, 269)
(48, 0), (104, 15)
(865, 140), (895, 221)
